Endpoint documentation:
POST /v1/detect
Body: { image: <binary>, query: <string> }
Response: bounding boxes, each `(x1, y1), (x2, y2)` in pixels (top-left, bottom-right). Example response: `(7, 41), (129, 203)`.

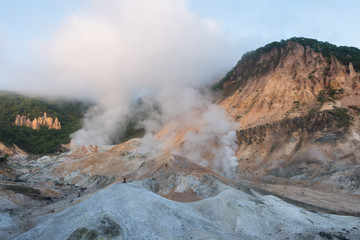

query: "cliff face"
(14, 112), (61, 130)
(235, 110), (360, 190)
(219, 40), (360, 128)
(216, 39), (360, 195)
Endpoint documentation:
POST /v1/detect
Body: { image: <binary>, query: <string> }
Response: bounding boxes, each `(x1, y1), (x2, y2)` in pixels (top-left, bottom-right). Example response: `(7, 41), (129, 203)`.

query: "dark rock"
(237, 111), (341, 146)
(43, 196), (53, 201)
(99, 216), (121, 238)
(54, 181), (64, 186)
(67, 227), (89, 240)
(319, 231), (333, 239)
(85, 230), (99, 240)
(333, 233), (349, 240)
(315, 132), (345, 143)
(13, 178), (25, 183)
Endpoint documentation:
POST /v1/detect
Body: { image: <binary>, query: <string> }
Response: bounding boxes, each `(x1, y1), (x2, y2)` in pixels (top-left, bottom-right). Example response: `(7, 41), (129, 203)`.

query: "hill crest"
(216, 38), (360, 128)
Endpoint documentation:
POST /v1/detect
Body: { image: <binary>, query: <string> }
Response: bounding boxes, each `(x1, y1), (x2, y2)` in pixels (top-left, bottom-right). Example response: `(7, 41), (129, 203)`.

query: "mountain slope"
(217, 37), (360, 127)
(214, 37), (360, 200)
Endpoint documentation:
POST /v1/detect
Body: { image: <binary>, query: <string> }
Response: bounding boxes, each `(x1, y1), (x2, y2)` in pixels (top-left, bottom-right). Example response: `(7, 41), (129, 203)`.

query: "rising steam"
(181, 105), (239, 178)
(7, 0), (239, 177)
(23, 0), (235, 145)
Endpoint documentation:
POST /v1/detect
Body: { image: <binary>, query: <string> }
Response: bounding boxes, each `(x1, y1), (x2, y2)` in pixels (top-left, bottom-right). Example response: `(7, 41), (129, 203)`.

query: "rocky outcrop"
(219, 40), (360, 129)
(0, 141), (14, 157)
(14, 112), (61, 130)
(214, 38), (360, 197)
(233, 102), (360, 195)
(236, 110), (339, 146)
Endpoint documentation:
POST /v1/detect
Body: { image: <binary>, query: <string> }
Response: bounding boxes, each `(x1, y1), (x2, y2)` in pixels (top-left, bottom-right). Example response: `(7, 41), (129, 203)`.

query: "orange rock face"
(14, 112), (61, 130)
(219, 41), (360, 129)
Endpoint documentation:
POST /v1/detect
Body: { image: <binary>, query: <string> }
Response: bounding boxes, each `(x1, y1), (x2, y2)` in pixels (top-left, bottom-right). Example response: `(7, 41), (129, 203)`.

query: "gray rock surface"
(14, 182), (360, 240)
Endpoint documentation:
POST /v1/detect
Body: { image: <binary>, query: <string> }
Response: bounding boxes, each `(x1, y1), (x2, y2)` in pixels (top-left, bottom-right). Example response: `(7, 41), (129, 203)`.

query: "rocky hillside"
(217, 37), (360, 127)
(14, 112), (61, 130)
(214, 37), (360, 202)
(0, 91), (90, 154)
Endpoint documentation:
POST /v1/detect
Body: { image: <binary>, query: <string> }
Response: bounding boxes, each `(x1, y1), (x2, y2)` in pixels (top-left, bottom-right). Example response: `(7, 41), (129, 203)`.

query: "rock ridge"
(14, 112), (61, 130)
(236, 110), (341, 146)
(219, 40), (360, 128)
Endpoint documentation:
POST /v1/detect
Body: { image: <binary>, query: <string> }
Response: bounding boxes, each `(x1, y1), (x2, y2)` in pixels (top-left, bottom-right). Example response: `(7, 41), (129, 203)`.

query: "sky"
(1, 0), (360, 91)
(189, 0), (360, 51)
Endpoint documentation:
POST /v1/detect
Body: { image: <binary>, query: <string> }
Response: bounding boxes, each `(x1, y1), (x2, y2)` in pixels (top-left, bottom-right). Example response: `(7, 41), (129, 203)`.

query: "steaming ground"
(181, 105), (239, 178)
(2, 139), (360, 239)
(2, 0), (242, 181)
(6, 0), (237, 147)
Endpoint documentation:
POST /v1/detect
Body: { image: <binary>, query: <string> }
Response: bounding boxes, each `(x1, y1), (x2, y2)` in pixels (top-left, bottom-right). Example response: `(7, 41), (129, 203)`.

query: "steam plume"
(5, 0), (240, 176)
(181, 105), (239, 178)
(18, 0), (235, 145)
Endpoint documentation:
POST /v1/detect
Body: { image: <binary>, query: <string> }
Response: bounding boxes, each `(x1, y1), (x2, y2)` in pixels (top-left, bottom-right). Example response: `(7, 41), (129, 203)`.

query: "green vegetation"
(0, 91), (90, 154)
(289, 37), (360, 71)
(328, 88), (344, 98)
(211, 68), (235, 91)
(293, 101), (300, 109)
(308, 70), (316, 80)
(316, 88), (344, 104)
(316, 90), (327, 104)
(329, 107), (351, 128)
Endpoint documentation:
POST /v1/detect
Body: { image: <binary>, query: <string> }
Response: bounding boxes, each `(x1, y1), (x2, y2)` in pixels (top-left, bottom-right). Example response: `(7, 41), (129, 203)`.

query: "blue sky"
(1, 0), (360, 92)
(0, 1), (84, 60)
(188, 0), (360, 51)
(1, 0), (359, 59)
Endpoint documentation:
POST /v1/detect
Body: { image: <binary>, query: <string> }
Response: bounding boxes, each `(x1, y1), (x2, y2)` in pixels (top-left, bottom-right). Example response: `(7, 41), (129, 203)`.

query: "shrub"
(330, 107), (351, 128)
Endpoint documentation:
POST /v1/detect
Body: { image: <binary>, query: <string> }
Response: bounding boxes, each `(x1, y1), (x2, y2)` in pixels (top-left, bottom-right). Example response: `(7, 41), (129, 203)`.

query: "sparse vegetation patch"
(329, 107), (351, 128)
(316, 88), (344, 105)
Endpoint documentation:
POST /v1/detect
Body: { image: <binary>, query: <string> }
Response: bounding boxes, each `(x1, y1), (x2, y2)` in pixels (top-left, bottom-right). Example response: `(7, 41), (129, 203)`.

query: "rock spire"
(14, 112), (61, 130)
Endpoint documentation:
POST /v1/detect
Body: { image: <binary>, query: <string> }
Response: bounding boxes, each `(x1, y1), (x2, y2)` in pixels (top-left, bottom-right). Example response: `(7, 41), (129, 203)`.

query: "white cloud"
(22, 0), (233, 99)
(19, 0), (235, 145)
